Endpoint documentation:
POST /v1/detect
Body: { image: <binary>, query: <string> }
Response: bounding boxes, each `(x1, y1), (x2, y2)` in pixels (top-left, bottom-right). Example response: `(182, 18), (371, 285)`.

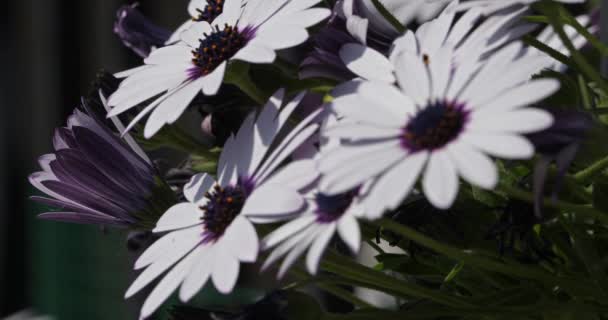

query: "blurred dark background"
(1, 1), (187, 319)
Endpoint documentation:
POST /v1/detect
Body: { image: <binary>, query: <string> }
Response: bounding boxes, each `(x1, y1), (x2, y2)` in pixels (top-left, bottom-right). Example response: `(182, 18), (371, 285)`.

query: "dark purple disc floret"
(29, 103), (175, 229)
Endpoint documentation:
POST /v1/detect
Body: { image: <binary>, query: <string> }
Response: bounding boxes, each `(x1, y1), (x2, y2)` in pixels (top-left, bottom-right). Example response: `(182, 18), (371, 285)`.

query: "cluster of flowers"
(30, 0), (596, 318)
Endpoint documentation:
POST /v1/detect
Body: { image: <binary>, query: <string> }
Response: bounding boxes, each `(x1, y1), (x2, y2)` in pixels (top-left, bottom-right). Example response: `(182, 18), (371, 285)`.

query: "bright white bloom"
(126, 90), (322, 319)
(427, 0), (584, 14)
(261, 115), (364, 278)
(108, 0), (330, 138)
(320, 40), (559, 216)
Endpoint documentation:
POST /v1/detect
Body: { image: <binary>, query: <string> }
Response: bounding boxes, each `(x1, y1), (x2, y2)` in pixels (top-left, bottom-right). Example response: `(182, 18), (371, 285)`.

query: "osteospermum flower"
(108, 0), (330, 138)
(126, 90), (322, 319)
(320, 41), (558, 216)
(29, 94), (175, 229)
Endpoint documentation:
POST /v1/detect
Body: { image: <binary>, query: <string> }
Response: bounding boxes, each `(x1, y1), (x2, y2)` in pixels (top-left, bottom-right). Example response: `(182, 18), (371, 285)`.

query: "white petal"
(320, 143), (406, 195)
(179, 246), (212, 302)
(184, 173), (217, 203)
(134, 226), (201, 270)
(306, 224), (336, 275)
(474, 80), (560, 112)
(356, 81), (416, 118)
(211, 249), (240, 294)
(340, 43), (395, 83)
(143, 79), (204, 138)
(181, 22), (212, 48)
(461, 132), (534, 159)
(253, 24), (309, 50)
(262, 159), (319, 191)
(331, 95), (405, 128)
(154, 203), (201, 233)
(144, 45), (192, 65)
(232, 44), (277, 63)
(422, 151), (459, 210)
(127, 233), (200, 299)
(221, 216), (259, 262)
(364, 151), (429, 218)
(241, 185), (305, 219)
(201, 62), (226, 95)
(261, 224), (315, 272)
(428, 44), (453, 99)
(345, 15), (368, 44)
(447, 141), (498, 189)
(323, 122), (401, 141)
(139, 248), (200, 319)
(395, 51), (430, 106)
(337, 214), (360, 253)
(133, 227), (200, 271)
(217, 0), (242, 24)
(262, 214), (317, 250)
(468, 109), (554, 134)
(277, 226), (322, 279)
(188, 0), (207, 17)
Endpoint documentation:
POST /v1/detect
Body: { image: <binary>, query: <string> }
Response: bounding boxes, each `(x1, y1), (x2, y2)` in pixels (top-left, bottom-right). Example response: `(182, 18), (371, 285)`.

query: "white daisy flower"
(320, 40), (559, 217)
(108, 0), (330, 138)
(427, 0), (584, 14)
(125, 90), (322, 319)
(260, 115), (364, 278)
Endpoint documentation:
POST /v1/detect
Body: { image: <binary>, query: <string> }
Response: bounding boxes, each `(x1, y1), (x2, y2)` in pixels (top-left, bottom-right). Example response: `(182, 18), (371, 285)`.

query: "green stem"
(225, 61), (268, 105)
(321, 251), (475, 309)
(288, 269), (373, 308)
(374, 218), (597, 297)
(574, 155), (608, 184)
(498, 182), (608, 225)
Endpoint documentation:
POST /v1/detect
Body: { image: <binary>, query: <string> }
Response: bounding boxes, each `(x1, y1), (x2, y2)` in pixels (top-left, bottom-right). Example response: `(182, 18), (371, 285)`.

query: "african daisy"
(320, 41), (558, 217)
(108, 0), (330, 138)
(125, 90), (322, 319)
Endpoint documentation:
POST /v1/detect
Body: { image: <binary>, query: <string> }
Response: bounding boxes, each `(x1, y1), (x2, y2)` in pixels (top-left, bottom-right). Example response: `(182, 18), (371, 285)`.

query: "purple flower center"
(189, 24), (254, 79)
(401, 100), (469, 152)
(315, 190), (358, 223)
(194, 0), (224, 23)
(199, 183), (246, 242)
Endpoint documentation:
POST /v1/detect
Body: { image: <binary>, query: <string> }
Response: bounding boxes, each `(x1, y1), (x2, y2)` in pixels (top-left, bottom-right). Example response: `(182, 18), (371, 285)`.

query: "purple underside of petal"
(40, 180), (136, 223)
(38, 212), (129, 227)
(51, 149), (148, 213)
(79, 103), (155, 176)
(53, 127), (78, 150)
(30, 196), (120, 220)
(71, 126), (153, 195)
